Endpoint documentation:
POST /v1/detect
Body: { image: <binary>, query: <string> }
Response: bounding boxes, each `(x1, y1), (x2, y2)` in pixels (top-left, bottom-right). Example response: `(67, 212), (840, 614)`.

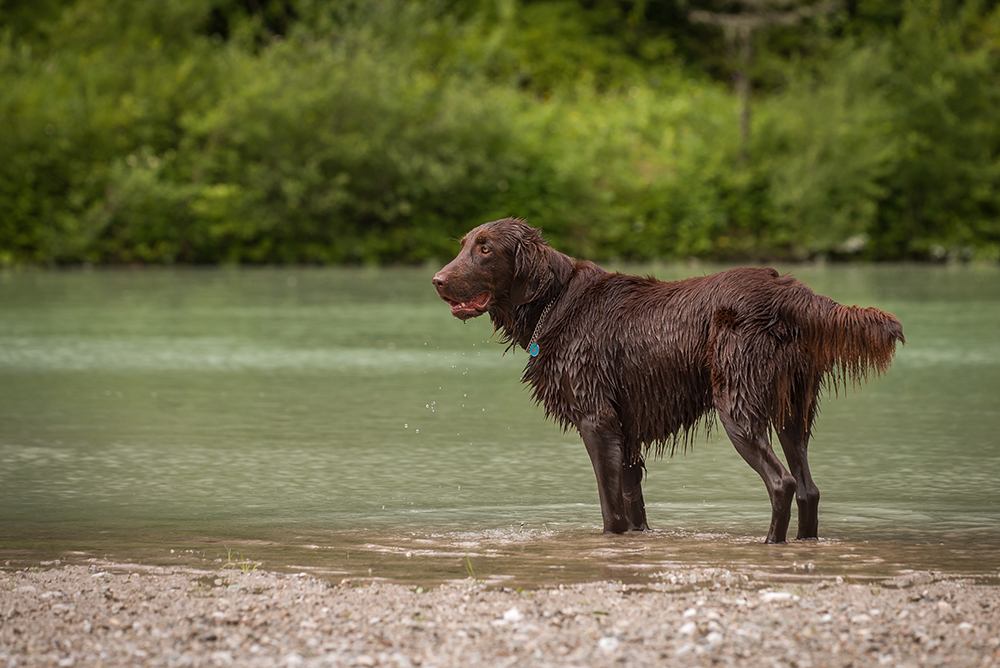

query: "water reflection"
(4, 523), (997, 589)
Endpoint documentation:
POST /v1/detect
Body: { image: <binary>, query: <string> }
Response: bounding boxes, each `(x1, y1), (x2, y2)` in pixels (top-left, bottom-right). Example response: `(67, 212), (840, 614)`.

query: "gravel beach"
(2, 561), (998, 667)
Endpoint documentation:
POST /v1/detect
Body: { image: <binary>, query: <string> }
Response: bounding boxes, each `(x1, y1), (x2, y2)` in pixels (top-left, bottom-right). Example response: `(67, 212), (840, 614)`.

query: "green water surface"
(1, 264), (998, 586)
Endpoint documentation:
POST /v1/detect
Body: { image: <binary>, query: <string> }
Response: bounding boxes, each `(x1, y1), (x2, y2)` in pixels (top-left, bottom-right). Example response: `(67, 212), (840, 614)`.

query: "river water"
(1, 264), (998, 587)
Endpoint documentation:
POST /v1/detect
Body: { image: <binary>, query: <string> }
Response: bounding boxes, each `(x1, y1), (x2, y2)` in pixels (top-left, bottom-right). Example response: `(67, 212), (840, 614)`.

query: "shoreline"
(3, 560), (998, 667)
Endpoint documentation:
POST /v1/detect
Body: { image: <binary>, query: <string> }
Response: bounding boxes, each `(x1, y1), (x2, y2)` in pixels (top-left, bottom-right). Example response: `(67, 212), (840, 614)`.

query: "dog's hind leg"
(578, 417), (630, 534)
(716, 405), (797, 544)
(710, 311), (796, 543)
(776, 405), (821, 540)
(622, 457), (649, 531)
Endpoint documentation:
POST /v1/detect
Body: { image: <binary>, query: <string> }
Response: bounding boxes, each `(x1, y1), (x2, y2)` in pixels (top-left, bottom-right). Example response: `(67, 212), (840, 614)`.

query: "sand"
(2, 561), (998, 667)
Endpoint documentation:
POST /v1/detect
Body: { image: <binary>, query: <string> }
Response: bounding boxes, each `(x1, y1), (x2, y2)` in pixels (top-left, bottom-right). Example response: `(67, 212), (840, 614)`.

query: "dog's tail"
(805, 296), (905, 395)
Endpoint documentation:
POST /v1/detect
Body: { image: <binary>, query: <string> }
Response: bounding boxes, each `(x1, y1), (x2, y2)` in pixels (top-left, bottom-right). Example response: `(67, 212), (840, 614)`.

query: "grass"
(465, 549), (475, 580)
(221, 547), (259, 574)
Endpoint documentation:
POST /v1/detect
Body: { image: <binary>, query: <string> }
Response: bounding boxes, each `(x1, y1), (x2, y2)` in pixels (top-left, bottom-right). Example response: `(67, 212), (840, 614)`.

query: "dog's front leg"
(578, 417), (629, 534)
(623, 458), (649, 531)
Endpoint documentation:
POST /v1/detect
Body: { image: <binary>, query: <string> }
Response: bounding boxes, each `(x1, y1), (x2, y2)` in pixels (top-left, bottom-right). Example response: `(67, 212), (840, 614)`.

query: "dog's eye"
(479, 245), (491, 255)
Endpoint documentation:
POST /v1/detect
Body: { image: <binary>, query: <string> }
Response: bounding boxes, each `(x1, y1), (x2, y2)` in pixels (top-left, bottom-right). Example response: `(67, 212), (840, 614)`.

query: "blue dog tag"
(529, 343), (539, 357)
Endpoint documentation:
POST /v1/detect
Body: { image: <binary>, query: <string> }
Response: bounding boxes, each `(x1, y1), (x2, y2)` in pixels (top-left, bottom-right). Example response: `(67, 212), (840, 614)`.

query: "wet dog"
(433, 218), (904, 542)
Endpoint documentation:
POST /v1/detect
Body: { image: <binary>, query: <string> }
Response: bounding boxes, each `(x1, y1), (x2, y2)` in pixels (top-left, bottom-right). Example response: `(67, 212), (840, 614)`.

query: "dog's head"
(432, 218), (553, 321)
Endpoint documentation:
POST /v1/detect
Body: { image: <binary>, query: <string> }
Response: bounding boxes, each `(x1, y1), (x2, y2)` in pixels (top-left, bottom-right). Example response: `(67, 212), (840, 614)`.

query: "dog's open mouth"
(444, 291), (491, 320)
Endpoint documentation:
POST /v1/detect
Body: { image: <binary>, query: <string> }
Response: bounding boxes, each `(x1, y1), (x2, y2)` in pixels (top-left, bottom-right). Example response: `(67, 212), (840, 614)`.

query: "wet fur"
(433, 218), (904, 543)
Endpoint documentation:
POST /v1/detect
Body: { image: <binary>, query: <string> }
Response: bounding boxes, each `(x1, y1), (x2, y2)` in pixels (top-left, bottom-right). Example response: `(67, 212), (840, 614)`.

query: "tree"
(689, 0), (841, 163)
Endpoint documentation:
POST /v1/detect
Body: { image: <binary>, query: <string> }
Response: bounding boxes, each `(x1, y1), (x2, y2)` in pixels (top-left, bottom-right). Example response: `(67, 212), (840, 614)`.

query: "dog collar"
(527, 298), (557, 357)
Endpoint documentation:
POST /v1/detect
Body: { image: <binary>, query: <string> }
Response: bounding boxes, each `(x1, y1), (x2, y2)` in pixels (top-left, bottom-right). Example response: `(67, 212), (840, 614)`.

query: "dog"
(432, 218), (904, 543)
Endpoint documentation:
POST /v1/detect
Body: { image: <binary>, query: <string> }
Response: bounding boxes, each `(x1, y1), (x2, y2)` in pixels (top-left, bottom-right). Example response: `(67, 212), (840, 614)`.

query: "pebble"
(597, 636), (619, 652)
(679, 620), (699, 636)
(502, 606), (523, 623)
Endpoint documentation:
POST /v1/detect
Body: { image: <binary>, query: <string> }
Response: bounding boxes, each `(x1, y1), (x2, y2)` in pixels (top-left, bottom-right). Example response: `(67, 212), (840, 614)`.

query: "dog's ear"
(510, 228), (549, 307)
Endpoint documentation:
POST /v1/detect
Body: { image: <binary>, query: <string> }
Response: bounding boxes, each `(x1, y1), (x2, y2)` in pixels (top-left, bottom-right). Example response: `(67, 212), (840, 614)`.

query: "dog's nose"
(432, 272), (448, 290)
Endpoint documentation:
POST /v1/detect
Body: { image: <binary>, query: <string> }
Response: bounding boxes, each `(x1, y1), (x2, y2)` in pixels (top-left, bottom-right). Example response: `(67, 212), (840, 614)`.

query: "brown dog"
(432, 218), (904, 543)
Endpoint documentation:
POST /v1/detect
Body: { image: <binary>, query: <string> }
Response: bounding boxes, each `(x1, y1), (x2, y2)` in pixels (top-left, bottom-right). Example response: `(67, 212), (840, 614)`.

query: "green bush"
(1, 0), (998, 264)
(755, 1), (1000, 261)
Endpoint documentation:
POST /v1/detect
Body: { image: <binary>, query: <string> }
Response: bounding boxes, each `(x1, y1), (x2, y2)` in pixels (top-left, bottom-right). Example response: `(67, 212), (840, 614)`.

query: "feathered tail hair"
(766, 294), (904, 438)
(809, 300), (905, 396)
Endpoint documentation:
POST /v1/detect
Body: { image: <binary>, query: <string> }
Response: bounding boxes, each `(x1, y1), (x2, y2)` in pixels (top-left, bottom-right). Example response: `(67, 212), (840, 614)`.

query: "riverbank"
(2, 561), (997, 667)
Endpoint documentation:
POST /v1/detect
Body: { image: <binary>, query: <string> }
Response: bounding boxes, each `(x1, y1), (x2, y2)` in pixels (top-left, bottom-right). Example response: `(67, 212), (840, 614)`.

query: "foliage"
(1, 0), (998, 264)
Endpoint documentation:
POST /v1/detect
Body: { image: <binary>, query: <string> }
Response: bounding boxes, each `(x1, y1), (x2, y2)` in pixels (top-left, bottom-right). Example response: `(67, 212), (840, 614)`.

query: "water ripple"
(0, 337), (503, 372)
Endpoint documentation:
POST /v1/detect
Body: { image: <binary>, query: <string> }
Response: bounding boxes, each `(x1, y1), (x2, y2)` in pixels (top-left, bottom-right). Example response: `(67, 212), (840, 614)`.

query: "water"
(1, 264), (998, 587)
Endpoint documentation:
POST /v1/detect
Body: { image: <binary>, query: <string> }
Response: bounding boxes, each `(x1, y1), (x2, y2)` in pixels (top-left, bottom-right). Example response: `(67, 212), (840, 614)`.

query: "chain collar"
(527, 298), (557, 357)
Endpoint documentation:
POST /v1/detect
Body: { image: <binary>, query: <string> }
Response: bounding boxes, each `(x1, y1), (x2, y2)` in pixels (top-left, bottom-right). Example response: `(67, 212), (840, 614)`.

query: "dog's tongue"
(450, 291), (491, 319)
(466, 292), (490, 310)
